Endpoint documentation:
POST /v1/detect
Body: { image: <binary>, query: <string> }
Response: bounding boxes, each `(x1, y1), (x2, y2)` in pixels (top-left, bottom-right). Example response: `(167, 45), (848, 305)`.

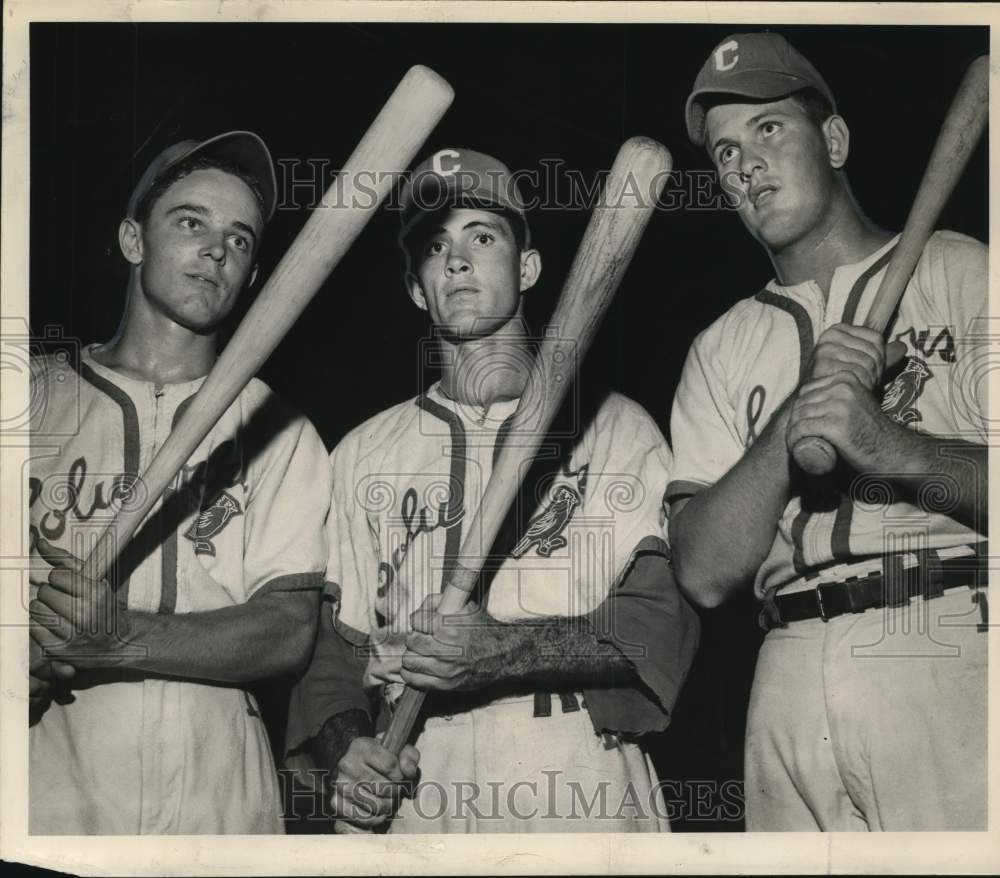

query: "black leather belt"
(762, 544), (987, 630)
(421, 687), (581, 718)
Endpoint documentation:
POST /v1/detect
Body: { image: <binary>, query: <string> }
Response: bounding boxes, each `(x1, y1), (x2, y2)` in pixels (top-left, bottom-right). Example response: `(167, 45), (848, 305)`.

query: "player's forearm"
(669, 401), (793, 608)
(309, 708), (373, 777)
(865, 427), (987, 533)
(118, 590), (319, 683)
(483, 616), (636, 690)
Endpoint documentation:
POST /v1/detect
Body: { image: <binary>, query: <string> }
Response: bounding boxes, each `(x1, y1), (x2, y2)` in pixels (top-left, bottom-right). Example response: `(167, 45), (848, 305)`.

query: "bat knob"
(792, 436), (838, 476)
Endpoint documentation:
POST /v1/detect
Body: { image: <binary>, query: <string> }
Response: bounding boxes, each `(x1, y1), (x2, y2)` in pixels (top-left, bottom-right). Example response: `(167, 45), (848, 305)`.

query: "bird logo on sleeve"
(881, 356), (933, 425)
(510, 485), (582, 558)
(184, 490), (243, 556)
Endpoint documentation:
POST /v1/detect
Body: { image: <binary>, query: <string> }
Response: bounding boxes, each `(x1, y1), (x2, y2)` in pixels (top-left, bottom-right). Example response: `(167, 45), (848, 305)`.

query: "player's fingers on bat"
(29, 597), (70, 637)
(29, 616), (67, 655)
(403, 645), (464, 682)
(798, 369), (865, 400)
(47, 564), (101, 598)
(819, 325), (884, 370)
(409, 594), (442, 634)
(51, 660), (77, 680)
(351, 737), (408, 781)
(827, 323), (887, 355)
(29, 559), (54, 589)
(35, 538), (83, 572)
(399, 744), (421, 777)
(885, 340), (907, 371)
(399, 665), (450, 691)
(34, 582), (76, 623)
(28, 645), (55, 681)
(811, 340), (880, 387)
(29, 670), (51, 696)
(787, 412), (843, 450)
(404, 629), (462, 657)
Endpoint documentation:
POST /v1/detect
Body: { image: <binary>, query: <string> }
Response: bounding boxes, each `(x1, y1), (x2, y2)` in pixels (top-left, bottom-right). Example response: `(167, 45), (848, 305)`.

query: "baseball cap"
(399, 147), (529, 241)
(686, 32), (837, 145)
(126, 130), (277, 221)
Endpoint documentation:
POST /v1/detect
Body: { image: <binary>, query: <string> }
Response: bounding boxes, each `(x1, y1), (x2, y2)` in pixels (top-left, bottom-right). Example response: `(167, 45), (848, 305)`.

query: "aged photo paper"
(2, 1), (998, 874)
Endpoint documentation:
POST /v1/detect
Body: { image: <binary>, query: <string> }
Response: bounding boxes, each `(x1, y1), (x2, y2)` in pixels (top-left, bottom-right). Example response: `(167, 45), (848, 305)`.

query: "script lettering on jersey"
(28, 456), (138, 548)
(745, 385), (767, 446)
(377, 482), (464, 598)
(894, 326), (956, 363)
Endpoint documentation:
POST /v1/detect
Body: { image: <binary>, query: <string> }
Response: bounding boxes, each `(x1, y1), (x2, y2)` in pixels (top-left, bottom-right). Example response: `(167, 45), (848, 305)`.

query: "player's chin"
(748, 215), (800, 252)
(440, 314), (508, 343)
(173, 297), (237, 335)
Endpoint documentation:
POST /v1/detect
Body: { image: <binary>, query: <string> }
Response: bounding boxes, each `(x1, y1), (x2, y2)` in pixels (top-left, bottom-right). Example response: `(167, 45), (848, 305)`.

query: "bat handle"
(791, 435), (838, 476)
(329, 688), (427, 835)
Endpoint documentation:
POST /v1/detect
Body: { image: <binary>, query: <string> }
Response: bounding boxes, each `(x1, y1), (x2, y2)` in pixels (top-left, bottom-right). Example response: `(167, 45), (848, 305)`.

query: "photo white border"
(2, 1), (998, 874)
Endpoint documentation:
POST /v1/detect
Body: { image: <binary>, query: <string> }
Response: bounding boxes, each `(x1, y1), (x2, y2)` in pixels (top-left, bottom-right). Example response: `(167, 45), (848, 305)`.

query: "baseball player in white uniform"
(668, 33), (987, 831)
(285, 148), (699, 832)
(28, 132), (331, 834)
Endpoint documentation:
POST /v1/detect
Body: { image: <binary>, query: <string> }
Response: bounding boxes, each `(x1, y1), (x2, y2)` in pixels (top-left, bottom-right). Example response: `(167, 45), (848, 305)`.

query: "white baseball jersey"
(668, 231), (987, 598)
(286, 383), (699, 831)
(29, 344), (331, 834)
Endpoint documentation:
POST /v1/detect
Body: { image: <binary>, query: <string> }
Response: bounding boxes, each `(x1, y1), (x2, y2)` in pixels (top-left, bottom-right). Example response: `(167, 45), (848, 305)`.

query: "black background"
(28, 21), (988, 831)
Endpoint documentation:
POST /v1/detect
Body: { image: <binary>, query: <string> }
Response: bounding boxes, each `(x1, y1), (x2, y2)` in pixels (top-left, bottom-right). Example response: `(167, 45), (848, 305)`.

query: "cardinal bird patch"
(881, 356), (933, 426)
(184, 490), (243, 556)
(510, 485), (581, 558)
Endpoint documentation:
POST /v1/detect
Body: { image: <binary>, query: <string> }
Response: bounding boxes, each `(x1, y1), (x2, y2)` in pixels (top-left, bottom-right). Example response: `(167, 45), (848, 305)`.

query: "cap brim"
(400, 175), (524, 236)
(686, 71), (814, 145)
(183, 131), (277, 220)
(129, 130), (277, 220)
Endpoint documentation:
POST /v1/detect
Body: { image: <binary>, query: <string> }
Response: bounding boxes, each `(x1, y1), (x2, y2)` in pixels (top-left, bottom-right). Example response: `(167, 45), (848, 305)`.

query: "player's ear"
(248, 265), (259, 288)
(823, 115), (850, 170)
(119, 218), (144, 265)
(519, 249), (542, 293)
(405, 271), (429, 311)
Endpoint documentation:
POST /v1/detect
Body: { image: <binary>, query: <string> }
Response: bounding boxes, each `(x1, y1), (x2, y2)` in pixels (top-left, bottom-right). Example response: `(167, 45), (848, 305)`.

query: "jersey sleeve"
(579, 396), (700, 735)
(242, 392), (332, 600)
(584, 536), (700, 735)
(922, 232), (989, 441)
(666, 322), (745, 502)
(284, 432), (376, 760)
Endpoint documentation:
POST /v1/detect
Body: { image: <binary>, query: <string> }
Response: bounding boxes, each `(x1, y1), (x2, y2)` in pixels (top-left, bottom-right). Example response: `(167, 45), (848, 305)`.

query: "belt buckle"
(815, 581), (831, 622)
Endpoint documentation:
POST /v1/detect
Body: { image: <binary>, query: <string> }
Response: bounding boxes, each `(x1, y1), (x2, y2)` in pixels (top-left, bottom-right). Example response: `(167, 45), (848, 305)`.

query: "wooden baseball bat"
(792, 55), (989, 476)
(78, 66), (454, 582)
(384, 137), (672, 752)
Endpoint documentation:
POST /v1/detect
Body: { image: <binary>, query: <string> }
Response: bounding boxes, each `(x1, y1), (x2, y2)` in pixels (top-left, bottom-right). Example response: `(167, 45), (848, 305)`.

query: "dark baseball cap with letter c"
(685, 32), (837, 145)
(399, 147), (529, 243)
(126, 130), (277, 221)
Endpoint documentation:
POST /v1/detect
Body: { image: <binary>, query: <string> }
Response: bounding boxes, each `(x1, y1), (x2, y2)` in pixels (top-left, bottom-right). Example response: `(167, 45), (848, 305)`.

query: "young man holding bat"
(285, 148), (699, 832)
(668, 33), (987, 830)
(28, 132), (332, 834)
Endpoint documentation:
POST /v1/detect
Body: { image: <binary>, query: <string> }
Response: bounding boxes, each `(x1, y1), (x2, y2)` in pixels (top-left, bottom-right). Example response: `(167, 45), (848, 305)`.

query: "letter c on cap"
(714, 40), (739, 72)
(432, 149), (462, 177)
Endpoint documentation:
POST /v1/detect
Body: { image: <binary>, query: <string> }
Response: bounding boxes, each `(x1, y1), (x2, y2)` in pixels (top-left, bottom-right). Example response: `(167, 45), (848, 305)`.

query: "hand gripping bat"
(791, 55), (989, 476)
